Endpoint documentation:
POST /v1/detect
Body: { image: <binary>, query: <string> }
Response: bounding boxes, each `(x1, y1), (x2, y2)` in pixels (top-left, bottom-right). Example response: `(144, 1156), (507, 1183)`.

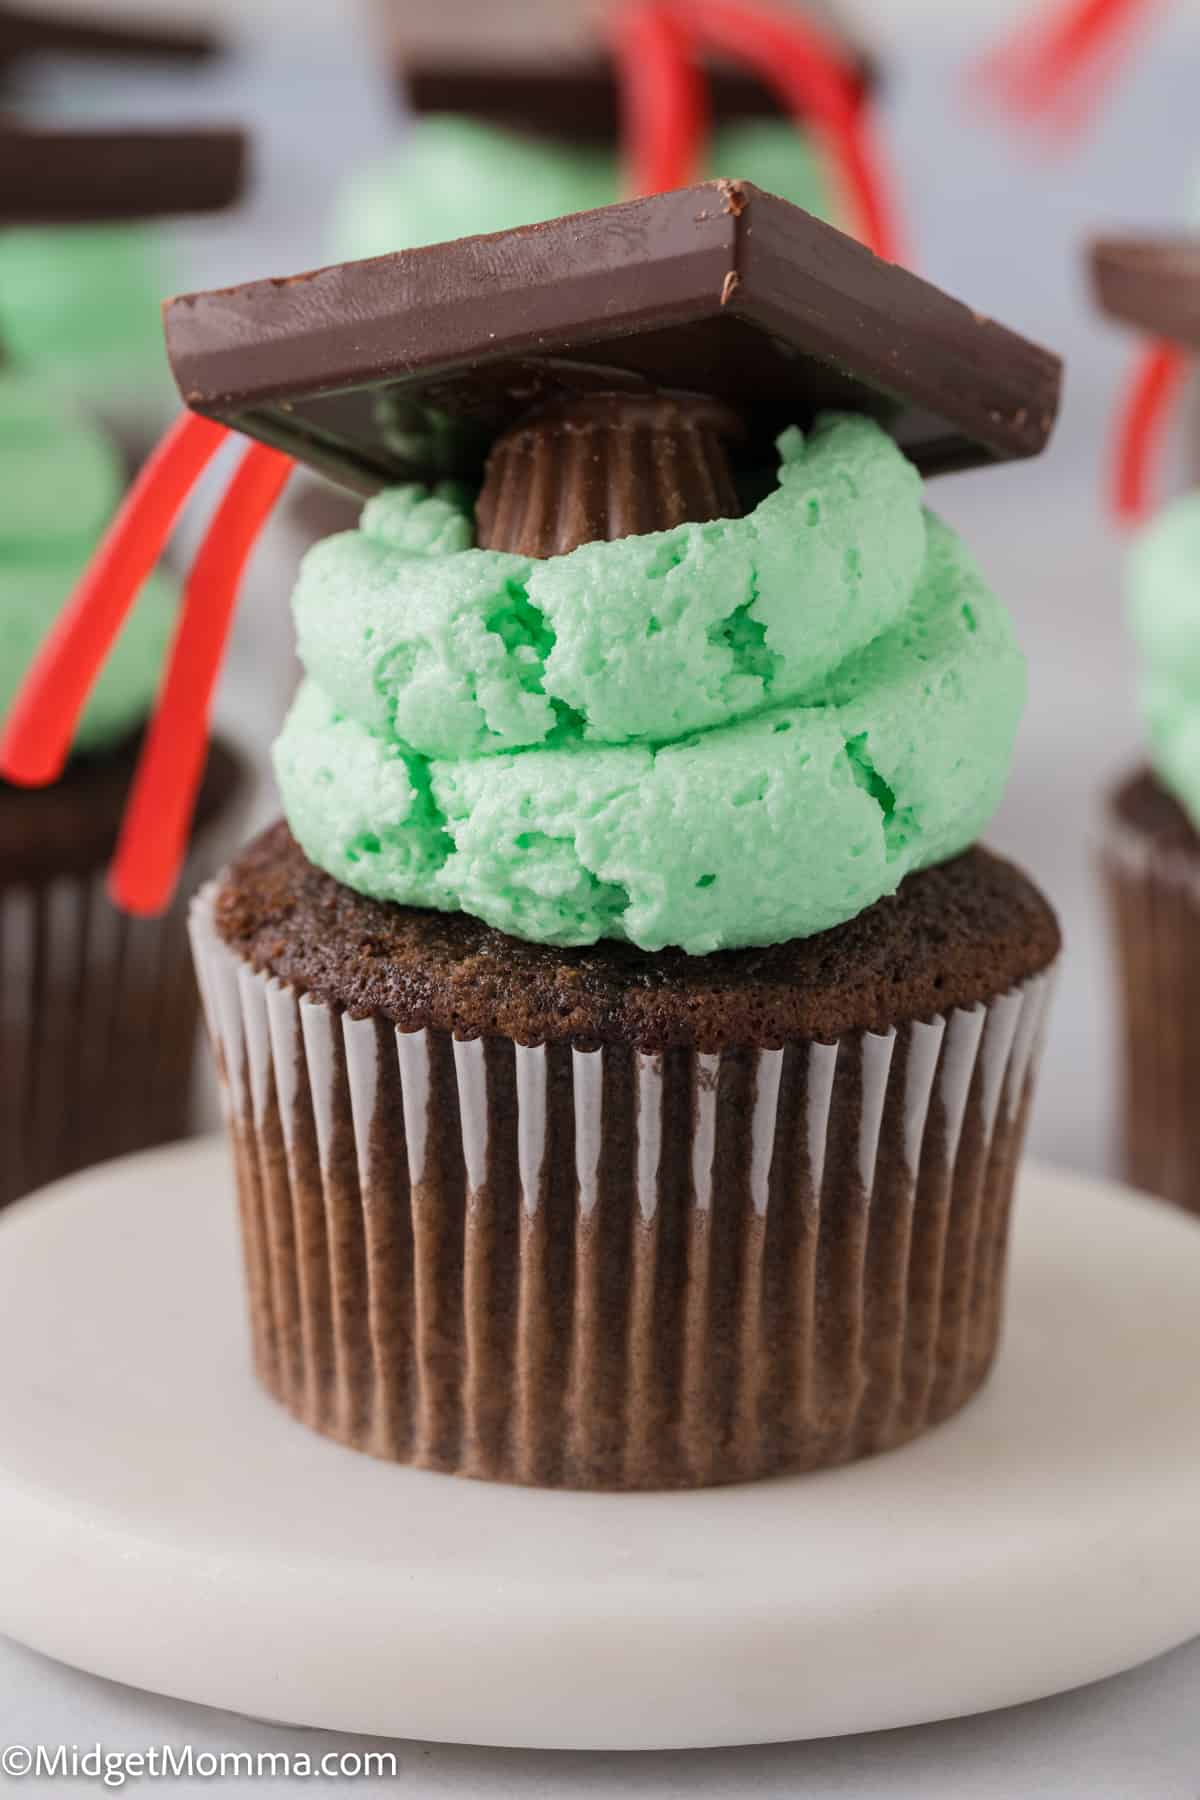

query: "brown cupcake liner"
(1100, 811), (1200, 1214)
(192, 884), (1055, 1490)
(0, 799), (246, 1213)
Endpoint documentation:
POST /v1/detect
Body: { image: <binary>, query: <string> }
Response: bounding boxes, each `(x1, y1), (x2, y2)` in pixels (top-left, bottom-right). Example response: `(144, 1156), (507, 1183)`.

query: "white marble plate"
(0, 1138), (1197, 1749)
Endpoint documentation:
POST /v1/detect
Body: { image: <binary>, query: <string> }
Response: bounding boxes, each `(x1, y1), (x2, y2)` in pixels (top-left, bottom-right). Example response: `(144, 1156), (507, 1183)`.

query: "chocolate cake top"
(164, 181), (1062, 495)
(217, 824), (1062, 1051)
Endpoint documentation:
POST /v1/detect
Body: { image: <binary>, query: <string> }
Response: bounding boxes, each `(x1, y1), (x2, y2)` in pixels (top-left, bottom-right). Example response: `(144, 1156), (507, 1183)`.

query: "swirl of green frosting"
(293, 417), (925, 757)
(1128, 491), (1200, 824)
(335, 116), (831, 261)
(274, 414), (1026, 953)
(0, 372), (175, 756)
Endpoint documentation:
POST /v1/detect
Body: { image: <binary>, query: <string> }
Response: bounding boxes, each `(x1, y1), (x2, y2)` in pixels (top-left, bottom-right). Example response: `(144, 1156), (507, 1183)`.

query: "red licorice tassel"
(1111, 340), (1189, 524)
(677, 0), (901, 262)
(0, 411), (228, 787)
(613, 2), (707, 195)
(109, 441), (293, 916)
(976, 0), (1166, 133)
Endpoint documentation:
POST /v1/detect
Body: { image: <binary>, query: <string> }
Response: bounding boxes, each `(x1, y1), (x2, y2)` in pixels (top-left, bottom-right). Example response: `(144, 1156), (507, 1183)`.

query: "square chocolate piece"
(0, 125), (245, 224)
(1091, 236), (1200, 350)
(0, 2), (218, 67)
(164, 181), (1062, 495)
(385, 0), (875, 137)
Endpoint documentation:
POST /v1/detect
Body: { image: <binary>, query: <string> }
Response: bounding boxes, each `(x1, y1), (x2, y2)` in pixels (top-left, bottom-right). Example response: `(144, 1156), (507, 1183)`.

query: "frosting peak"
(274, 414), (1026, 954)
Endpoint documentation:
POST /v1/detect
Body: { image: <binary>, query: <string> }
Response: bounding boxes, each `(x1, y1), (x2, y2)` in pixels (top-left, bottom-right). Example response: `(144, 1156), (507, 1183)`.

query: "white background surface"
(5, 2), (1200, 1792)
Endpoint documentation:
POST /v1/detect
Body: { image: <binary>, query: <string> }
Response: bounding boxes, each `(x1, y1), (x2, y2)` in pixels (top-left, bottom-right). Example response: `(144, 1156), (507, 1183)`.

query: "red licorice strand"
(1111, 341), (1188, 525)
(109, 441), (293, 917)
(677, 0), (901, 261)
(0, 411), (228, 788)
(680, 0), (877, 248)
(681, 0), (856, 128)
(821, 104), (897, 264)
(1018, 0), (1161, 112)
(976, 3), (1098, 114)
(613, 1), (707, 195)
(977, 0), (1164, 128)
(1035, 26), (1130, 138)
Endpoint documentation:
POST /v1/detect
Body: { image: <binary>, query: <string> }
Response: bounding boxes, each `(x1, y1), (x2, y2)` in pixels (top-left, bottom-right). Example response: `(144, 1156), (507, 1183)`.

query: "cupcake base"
(1101, 767), (1200, 1215)
(0, 735), (244, 1211)
(194, 827), (1059, 1490)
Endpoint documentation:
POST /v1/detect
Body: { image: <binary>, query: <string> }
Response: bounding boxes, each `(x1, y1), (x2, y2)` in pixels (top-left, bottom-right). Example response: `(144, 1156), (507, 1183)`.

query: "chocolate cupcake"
(22, 185), (1062, 1486)
(1090, 236), (1200, 1213)
(0, 373), (244, 1208)
(1102, 770), (1200, 1210)
(193, 827), (1056, 1487)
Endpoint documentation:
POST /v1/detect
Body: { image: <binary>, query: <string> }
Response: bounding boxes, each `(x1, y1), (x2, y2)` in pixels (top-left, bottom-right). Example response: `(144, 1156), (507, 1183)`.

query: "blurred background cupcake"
(0, 4), (241, 461)
(0, 117), (249, 1207)
(335, 0), (875, 258)
(0, 371), (245, 1206)
(1091, 231), (1200, 1214)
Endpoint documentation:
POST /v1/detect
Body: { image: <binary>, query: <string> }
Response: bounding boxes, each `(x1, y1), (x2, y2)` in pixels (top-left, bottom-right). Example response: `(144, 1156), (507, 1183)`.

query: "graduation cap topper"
(0, 1), (219, 70)
(0, 0), (243, 224)
(1088, 234), (1200, 524)
(0, 0), (1060, 920)
(391, 0), (878, 140)
(0, 122), (244, 224)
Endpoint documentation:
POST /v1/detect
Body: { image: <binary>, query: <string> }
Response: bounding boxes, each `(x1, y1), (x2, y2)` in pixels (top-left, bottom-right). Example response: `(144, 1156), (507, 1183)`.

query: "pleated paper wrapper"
(1101, 810), (1200, 1215)
(192, 884), (1055, 1490)
(0, 812), (237, 1213)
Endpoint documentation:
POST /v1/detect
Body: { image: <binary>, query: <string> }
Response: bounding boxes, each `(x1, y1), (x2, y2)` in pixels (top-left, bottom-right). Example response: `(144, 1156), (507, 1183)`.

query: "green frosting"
(274, 415), (1026, 953)
(334, 114), (831, 261)
(0, 372), (175, 755)
(706, 118), (829, 217)
(293, 417), (924, 758)
(0, 224), (170, 410)
(1128, 491), (1200, 825)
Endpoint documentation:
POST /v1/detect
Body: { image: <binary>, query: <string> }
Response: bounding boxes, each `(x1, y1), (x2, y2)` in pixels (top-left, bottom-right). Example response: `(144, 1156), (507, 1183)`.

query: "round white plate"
(0, 1138), (1198, 1749)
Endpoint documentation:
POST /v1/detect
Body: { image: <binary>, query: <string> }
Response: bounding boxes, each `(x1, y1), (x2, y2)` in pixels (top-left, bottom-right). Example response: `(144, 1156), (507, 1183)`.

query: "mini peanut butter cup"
(475, 389), (744, 555)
